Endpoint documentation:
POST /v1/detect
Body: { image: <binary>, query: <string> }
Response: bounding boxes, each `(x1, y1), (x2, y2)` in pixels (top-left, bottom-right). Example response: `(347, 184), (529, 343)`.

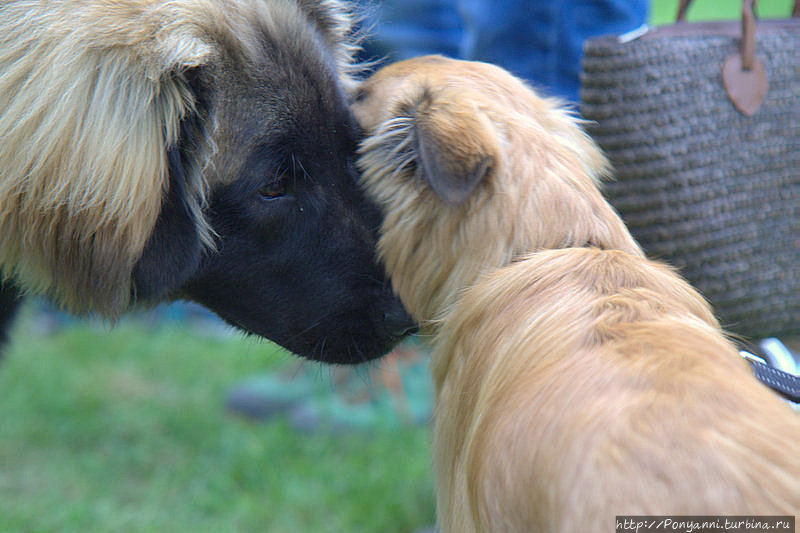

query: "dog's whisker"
(281, 316), (328, 346)
(295, 156), (310, 182)
(349, 336), (370, 367)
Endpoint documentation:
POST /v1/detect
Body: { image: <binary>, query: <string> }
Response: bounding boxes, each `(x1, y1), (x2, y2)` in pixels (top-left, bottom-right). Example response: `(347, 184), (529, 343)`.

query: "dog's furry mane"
(0, 0), (361, 317)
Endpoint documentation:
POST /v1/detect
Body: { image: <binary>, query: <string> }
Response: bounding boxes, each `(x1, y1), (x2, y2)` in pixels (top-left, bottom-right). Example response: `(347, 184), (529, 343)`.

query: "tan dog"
(353, 56), (800, 532)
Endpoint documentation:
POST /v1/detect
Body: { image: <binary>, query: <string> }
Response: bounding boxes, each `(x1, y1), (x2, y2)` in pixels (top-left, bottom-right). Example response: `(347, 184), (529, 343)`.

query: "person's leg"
(458, 0), (559, 94)
(558, 0), (649, 102)
(358, 0), (464, 65)
(458, 0), (648, 103)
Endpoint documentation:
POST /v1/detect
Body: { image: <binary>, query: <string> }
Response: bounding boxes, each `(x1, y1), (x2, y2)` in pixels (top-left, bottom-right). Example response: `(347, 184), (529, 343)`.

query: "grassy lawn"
(650, 0), (794, 25)
(0, 308), (435, 533)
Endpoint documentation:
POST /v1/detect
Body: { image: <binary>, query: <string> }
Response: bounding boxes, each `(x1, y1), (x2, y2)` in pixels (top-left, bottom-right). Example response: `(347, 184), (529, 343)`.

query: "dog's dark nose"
(383, 303), (418, 338)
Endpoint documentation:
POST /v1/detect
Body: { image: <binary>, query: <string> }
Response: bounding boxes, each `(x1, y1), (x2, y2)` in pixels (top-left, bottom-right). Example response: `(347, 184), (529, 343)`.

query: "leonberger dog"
(354, 56), (800, 532)
(0, 0), (414, 363)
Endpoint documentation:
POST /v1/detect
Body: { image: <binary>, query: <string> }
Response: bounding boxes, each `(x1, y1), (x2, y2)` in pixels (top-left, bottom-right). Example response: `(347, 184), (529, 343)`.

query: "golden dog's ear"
(413, 94), (498, 206)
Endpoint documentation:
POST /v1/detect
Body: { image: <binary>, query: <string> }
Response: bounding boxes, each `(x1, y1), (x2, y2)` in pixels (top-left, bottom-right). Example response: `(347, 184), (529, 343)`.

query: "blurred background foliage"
(0, 311), (435, 533)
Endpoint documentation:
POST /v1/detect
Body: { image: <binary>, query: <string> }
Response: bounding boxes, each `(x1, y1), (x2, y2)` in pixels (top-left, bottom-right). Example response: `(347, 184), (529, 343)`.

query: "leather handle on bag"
(725, 0), (768, 114)
(740, 0), (757, 69)
(676, 0), (783, 115)
(677, 0), (758, 26)
(676, 0), (692, 22)
(677, 0), (758, 70)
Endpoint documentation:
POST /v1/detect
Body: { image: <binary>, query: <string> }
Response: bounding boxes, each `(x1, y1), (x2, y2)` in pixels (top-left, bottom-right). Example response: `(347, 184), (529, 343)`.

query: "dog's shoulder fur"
(0, 0), (359, 317)
(434, 248), (799, 530)
(355, 56), (800, 532)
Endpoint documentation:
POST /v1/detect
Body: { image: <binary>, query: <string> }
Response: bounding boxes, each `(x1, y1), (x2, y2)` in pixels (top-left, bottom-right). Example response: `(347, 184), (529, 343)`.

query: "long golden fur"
(354, 56), (800, 532)
(0, 0), (359, 317)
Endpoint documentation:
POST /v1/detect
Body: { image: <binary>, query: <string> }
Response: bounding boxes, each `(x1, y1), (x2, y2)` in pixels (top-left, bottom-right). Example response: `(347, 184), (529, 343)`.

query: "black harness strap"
(741, 351), (800, 404)
(748, 358), (800, 403)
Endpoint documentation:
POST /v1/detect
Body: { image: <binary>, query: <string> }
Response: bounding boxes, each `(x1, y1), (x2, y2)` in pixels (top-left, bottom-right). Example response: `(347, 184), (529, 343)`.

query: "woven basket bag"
(580, 0), (799, 339)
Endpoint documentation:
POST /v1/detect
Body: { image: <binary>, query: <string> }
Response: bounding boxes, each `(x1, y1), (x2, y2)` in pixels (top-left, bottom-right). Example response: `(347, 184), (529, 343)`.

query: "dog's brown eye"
(353, 88), (368, 103)
(258, 177), (287, 199)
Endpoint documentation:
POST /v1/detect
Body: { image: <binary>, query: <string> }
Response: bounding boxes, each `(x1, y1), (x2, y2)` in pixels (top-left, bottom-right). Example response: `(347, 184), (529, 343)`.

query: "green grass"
(0, 308), (435, 533)
(650, 0), (795, 25)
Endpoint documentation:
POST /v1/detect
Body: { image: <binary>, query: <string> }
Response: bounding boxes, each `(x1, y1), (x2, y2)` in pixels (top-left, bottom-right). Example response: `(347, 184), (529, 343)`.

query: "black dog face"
(0, 0), (413, 363)
(133, 11), (414, 364)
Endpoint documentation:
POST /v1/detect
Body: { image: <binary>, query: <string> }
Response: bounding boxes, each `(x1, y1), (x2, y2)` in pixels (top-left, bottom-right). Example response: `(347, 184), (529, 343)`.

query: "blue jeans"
(359, 0), (649, 103)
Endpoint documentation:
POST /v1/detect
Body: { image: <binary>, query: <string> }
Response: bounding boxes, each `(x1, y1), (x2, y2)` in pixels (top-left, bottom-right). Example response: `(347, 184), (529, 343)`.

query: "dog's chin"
(223, 301), (416, 365)
(294, 333), (408, 365)
(241, 322), (412, 365)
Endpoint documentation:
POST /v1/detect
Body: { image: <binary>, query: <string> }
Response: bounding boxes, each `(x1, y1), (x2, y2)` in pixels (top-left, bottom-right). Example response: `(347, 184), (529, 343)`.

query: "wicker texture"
(580, 29), (799, 339)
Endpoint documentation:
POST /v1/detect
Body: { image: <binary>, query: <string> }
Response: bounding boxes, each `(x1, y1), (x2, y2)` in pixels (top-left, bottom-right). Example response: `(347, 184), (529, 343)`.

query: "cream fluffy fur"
(0, 0), (359, 316)
(354, 56), (800, 532)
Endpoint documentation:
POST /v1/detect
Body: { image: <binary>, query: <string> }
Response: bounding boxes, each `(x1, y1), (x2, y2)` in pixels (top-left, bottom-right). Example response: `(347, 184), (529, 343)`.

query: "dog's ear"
(296, 0), (360, 89)
(413, 96), (498, 207)
(131, 147), (203, 303)
(131, 67), (212, 303)
(0, 3), (218, 316)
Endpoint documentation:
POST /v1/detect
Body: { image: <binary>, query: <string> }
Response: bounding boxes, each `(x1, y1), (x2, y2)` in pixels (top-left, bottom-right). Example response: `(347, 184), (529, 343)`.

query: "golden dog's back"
(433, 248), (800, 532)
